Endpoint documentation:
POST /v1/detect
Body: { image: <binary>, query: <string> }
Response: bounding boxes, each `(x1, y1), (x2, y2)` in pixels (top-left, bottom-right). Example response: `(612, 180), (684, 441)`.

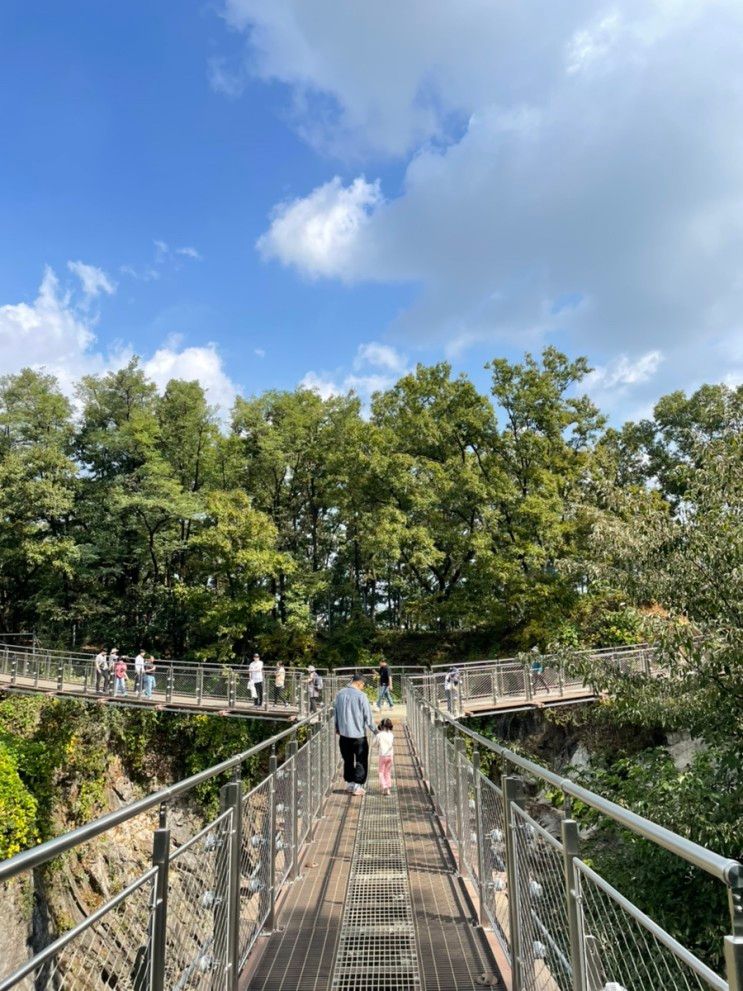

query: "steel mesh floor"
(242, 725), (502, 991)
(330, 786), (421, 991)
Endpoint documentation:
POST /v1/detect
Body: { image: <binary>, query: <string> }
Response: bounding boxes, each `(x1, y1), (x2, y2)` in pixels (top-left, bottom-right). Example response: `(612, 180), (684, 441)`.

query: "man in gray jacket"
(334, 674), (376, 796)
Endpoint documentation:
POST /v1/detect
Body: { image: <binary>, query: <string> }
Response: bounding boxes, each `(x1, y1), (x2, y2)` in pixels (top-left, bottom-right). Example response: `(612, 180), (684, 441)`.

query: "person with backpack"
(530, 648), (551, 695)
(307, 666), (323, 712)
(444, 666), (460, 714)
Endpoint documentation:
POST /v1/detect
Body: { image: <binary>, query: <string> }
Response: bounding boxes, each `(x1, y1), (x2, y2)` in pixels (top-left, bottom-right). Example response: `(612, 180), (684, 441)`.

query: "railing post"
(165, 665), (174, 704)
(473, 749), (486, 926)
(726, 870), (743, 991)
(197, 666), (204, 706)
(228, 670), (237, 709)
(523, 664), (532, 703)
(503, 774), (525, 991)
(220, 775), (243, 990)
(150, 805), (170, 991)
(491, 670), (498, 705)
(454, 737), (466, 869)
(10, 652), (17, 685)
(289, 738), (300, 880)
(57, 661), (64, 692)
(561, 818), (585, 991)
(266, 748), (277, 931)
(442, 721), (451, 832)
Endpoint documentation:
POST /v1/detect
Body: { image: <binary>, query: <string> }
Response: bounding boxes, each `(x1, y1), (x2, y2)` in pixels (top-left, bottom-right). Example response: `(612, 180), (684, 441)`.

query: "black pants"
(338, 735), (369, 786)
(253, 682), (263, 706)
(273, 685), (286, 705)
(95, 670), (105, 692)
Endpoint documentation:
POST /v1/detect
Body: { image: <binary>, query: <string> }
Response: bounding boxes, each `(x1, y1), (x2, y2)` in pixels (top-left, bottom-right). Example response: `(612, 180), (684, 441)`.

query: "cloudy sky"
(1, 1), (742, 422)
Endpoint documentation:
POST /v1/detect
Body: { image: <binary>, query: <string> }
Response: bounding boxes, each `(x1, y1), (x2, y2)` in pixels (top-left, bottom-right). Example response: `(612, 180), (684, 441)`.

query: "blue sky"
(2, 1), (742, 422)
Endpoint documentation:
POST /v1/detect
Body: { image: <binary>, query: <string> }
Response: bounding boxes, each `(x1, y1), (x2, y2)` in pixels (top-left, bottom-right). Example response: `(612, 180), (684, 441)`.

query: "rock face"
(3, 761), (205, 988)
(665, 731), (706, 771)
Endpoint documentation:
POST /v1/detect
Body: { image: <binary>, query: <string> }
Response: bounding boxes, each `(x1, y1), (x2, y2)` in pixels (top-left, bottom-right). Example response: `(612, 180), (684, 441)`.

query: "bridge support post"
(473, 749), (486, 926)
(197, 666), (203, 706)
(11, 652), (17, 685)
(289, 738), (300, 880)
(561, 818), (585, 991)
(150, 806), (170, 991)
(220, 775), (243, 991)
(266, 748), (277, 931)
(726, 870), (743, 991)
(523, 665), (532, 704)
(165, 665), (173, 704)
(57, 661), (63, 692)
(503, 774), (525, 991)
(454, 738), (466, 872)
(442, 719), (451, 833)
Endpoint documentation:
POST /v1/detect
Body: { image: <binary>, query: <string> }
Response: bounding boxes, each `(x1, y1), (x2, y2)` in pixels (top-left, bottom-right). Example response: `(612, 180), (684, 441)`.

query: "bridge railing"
(406, 686), (742, 991)
(0, 706), (339, 991)
(0, 642), (317, 716)
(409, 645), (656, 716)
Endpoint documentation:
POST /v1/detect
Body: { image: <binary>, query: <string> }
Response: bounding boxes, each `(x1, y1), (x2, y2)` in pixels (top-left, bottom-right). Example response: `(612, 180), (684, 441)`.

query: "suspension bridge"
(0, 642), (660, 721)
(0, 661), (740, 990)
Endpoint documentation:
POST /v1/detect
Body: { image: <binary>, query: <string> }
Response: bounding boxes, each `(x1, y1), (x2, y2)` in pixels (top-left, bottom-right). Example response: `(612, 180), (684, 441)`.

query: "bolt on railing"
(0, 706), (339, 991)
(406, 683), (742, 991)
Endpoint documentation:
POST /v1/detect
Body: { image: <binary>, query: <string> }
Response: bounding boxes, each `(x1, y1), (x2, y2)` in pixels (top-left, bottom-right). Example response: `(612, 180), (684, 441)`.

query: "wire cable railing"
(0, 706), (339, 991)
(405, 684), (743, 991)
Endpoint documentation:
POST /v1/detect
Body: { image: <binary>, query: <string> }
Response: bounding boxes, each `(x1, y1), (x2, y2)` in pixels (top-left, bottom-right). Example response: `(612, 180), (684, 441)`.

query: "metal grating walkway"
(242, 724), (501, 991)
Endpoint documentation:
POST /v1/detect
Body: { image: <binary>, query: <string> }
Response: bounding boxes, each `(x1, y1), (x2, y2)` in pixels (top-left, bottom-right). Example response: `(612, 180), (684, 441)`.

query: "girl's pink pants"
(378, 755), (393, 790)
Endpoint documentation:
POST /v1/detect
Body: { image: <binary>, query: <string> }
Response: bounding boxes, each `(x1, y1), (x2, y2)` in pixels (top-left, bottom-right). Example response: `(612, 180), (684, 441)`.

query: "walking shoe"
(352, 786), (365, 797)
(345, 782), (355, 792)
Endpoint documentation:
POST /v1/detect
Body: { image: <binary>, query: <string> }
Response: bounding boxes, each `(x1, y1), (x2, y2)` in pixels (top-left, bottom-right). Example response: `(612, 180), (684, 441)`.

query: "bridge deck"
(243, 726), (502, 991)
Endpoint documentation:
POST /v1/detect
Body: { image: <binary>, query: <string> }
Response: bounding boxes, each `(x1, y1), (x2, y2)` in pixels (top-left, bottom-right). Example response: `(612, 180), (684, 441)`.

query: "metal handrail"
(427, 700), (740, 886)
(0, 705), (328, 883)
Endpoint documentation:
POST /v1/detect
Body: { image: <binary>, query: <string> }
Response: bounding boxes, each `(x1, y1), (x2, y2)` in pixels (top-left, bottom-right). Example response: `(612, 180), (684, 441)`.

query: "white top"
(248, 659), (264, 683)
(275, 667), (285, 687)
(375, 730), (394, 758)
(134, 653), (146, 672)
(94, 651), (106, 670)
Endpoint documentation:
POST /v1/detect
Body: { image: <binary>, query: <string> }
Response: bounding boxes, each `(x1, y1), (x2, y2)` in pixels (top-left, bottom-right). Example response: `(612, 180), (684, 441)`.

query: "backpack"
(313, 673), (323, 692)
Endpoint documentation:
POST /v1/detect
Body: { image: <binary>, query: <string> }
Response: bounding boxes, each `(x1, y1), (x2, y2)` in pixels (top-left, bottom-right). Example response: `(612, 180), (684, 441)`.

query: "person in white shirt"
(248, 653), (264, 707)
(273, 661), (287, 706)
(134, 650), (146, 696)
(373, 718), (395, 796)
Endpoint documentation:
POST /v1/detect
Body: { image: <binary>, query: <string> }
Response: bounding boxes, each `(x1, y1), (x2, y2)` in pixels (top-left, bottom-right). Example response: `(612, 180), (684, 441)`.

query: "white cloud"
(257, 176), (382, 280)
(143, 344), (238, 411)
(254, 347), (266, 358)
(354, 342), (407, 374)
(0, 267), (240, 413)
(300, 341), (409, 403)
(175, 246), (203, 260)
(586, 350), (664, 391)
(247, 0), (743, 409)
(67, 260), (116, 301)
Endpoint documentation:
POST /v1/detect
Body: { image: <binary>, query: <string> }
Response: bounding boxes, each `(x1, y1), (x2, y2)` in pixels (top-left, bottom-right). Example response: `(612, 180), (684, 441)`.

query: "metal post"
(228, 670), (236, 709)
(473, 749), (486, 926)
(166, 665), (174, 704)
(150, 806), (170, 991)
(558, 662), (565, 697)
(220, 775), (243, 991)
(503, 774), (525, 991)
(491, 670), (498, 705)
(197, 666), (204, 706)
(10, 653), (17, 686)
(266, 748), (277, 931)
(57, 661), (63, 692)
(561, 818), (585, 991)
(726, 869), (743, 991)
(442, 721), (451, 832)
(288, 738), (300, 880)
(523, 664), (532, 703)
(454, 738), (466, 870)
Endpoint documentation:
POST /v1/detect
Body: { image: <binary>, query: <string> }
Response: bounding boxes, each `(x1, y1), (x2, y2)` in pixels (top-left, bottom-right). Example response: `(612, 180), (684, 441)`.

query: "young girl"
(374, 718), (395, 795)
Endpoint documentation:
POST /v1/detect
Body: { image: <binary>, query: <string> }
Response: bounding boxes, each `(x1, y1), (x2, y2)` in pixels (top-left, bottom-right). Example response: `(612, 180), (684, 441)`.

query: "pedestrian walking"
(105, 648), (119, 693)
(134, 650), (146, 696)
(143, 656), (156, 699)
(444, 666), (460, 714)
(273, 661), (287, 706)
(248, 652), (264, 707)
(308, 665), (323, 712)
(373, 717), (395, 795)
(334, 674), (376, 796)
(94, 649), (107, 693)
(113, 656), (128, 697)
(375, 659), (394, 710)
(530, 651), (551, 694)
